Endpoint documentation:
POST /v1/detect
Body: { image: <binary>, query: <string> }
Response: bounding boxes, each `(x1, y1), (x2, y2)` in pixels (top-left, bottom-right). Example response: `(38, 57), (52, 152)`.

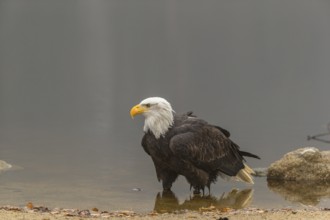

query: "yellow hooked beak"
(130, 104), (148, 118)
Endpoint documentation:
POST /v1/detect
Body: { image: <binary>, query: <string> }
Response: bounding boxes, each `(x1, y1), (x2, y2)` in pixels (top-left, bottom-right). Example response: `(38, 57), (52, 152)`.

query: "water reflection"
(267, 180), (330, 206)
(153, 188), (253, 213)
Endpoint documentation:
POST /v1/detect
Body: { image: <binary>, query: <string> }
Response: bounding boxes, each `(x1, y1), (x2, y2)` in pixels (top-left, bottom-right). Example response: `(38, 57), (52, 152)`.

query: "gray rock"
(252, 168), (268, 177)
(0, 160), (12, 172)
(267, 147), (330, 181)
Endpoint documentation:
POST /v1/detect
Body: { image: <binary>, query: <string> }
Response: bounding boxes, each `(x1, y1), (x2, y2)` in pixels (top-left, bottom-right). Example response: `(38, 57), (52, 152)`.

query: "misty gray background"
(0, 0), (329, 211)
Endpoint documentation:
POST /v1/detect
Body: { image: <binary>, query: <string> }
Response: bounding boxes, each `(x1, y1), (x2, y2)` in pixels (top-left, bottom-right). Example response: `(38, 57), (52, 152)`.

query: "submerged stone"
(267, 147), (330, 181)
(0, 160), (12, 172)
(252, 168), (268, 177)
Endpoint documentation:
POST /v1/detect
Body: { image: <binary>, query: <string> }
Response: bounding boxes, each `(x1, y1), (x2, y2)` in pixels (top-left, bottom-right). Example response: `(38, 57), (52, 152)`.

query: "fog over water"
(0, 0), (330, 211)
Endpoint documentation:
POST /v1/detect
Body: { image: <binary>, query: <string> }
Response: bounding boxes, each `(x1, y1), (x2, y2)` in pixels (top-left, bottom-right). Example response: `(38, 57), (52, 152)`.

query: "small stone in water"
(132, 188), (142, 191)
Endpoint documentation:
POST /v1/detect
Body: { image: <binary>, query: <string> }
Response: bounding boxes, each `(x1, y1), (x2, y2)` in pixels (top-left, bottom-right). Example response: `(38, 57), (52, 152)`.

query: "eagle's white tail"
(236, 164), (255, 184)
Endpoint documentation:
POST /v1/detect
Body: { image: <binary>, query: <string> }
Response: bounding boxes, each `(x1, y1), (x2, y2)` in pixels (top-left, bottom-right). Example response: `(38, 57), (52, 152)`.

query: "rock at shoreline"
(0, 160), (12, 173)
(252, 168), (268, 177)
(267, 147), (330, 181)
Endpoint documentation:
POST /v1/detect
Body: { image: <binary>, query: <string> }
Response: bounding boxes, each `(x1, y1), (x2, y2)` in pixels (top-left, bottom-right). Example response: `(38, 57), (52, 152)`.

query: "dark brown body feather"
(141, 112), (259, 193)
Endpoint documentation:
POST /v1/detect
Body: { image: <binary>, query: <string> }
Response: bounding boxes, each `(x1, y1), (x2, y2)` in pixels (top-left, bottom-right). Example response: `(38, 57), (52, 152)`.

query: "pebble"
(78, 209), (91, 217)
(132, 188), (142, 191)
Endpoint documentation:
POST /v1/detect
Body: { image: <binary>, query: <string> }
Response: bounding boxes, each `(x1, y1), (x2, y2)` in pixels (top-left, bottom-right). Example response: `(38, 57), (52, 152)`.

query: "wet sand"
(1, 206), (330, 220)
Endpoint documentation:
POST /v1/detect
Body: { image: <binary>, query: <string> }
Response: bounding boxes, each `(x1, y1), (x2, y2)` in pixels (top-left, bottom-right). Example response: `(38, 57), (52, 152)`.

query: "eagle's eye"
(145, 103), (151, 108)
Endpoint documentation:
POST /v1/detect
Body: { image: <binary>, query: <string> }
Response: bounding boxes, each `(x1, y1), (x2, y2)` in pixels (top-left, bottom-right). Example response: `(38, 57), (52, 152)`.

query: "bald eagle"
(130, 97), (260, 194)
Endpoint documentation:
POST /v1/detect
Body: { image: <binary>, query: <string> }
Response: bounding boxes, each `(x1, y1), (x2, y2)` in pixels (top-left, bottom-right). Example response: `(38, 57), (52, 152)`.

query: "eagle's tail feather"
(239, 150), (261, 159)
(236, 164), (255, 184)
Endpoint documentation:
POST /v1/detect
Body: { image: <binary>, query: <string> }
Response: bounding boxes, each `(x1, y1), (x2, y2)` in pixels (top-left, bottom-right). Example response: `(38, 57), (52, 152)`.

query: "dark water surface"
(1, 0), (330, 212)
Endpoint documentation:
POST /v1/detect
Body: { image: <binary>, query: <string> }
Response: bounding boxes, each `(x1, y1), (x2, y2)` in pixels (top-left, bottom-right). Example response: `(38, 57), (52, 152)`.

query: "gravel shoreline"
(1, 205), (330, 220)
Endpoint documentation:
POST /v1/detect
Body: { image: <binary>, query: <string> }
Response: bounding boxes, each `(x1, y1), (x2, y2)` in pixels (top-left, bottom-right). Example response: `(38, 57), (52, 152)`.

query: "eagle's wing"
(169, 123), (244, 176)
(213, 125), (230, 137)
(141, 134), (150, 155)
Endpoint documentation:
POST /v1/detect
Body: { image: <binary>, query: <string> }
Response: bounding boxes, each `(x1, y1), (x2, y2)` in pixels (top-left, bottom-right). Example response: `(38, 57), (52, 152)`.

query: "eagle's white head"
(130, 97), (174, 139)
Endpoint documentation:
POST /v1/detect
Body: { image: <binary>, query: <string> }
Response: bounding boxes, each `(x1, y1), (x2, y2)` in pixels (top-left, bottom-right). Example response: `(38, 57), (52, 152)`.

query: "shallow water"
(0, 130), (329, 212)
(1, 0), (330, 212)
(1, 165), (330, 212)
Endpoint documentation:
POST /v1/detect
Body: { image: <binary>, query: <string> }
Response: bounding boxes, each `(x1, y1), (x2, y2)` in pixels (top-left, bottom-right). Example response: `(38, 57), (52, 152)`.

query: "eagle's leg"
(162, 180), (172, 191)
(192, 186), (205, 195)
(193, 187), (201, 194)
(184, 166), (209, 195)
(166, 158), (209, 194)
(206, 183), (211, 195)
(161, 171), (178, 191)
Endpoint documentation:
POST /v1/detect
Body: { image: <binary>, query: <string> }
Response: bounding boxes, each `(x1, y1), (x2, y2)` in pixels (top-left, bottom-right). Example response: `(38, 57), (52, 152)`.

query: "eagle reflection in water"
(153, 188), (253, 213)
